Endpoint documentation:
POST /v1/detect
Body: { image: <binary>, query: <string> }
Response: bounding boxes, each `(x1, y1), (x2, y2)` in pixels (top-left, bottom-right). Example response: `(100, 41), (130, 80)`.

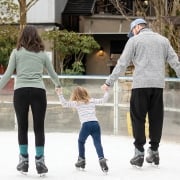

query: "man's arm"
(105, 39), (134, 87)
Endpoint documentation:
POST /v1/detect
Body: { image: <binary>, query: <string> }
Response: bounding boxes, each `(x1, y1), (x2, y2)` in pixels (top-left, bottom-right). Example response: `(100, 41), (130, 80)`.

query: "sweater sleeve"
(166, 40), (180, 77)
(105, 39), (134, 86)
(0, 49), (16, 89)
(91, 91), (109, 104)
(58, 94), (77, 107)
(44, 53), (61, 87)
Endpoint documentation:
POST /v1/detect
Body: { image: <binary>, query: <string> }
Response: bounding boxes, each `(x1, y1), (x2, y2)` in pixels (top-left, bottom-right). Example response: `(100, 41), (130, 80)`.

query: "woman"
(0, 25), (61, 175)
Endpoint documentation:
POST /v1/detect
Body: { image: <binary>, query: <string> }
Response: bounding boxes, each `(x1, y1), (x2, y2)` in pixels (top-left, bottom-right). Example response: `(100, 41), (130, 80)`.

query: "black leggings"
(13, 87), (47, 146)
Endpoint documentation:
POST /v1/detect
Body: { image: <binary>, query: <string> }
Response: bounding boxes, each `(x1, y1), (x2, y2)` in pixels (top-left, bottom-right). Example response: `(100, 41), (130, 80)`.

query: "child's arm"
(92, 89), (109, 104)
(55, 88), (77, 108)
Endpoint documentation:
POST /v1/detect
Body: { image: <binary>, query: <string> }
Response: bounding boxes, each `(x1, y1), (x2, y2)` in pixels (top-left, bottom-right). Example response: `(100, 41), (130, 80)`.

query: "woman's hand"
(55, 87), (63, 95)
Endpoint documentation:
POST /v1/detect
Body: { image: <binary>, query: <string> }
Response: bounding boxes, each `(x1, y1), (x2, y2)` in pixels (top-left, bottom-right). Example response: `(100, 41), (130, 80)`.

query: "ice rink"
(0, 131), (180, 180)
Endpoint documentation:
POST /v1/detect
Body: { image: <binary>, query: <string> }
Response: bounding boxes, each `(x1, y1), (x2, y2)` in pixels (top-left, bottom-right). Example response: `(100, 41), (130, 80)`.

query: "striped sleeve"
(58, 95), (77, 107)
(91, 91), (109, 104)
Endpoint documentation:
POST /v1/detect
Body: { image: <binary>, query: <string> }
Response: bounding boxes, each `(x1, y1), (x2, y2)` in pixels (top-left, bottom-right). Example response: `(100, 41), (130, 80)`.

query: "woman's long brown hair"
(16, 25), (45, 52)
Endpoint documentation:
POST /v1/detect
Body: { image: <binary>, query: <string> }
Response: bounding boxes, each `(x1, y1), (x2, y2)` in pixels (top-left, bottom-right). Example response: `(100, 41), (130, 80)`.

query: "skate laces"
(19, 154), (28, 163)
(75, 157), (86, 169)
(146, 148), (160, 165)
(36, 156), (44, 163)
(36, 156), (47, 168)
(35, 156), (48, 173)
(77, 157), (85, 162)
(134, 148), (144, 157)
(99, 158), (108, 167)
(99, 158), (108, 172)
(99, 158), (107, 163)
(147, 148), (159, 155)
(17, 154), (29, 172)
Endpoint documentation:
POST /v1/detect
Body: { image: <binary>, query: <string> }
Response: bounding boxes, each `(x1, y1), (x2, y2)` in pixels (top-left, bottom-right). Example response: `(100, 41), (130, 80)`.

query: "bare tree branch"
(109, 0), (130, 21)
(17, 0), (39, 31)
(26, 0), (39, 12)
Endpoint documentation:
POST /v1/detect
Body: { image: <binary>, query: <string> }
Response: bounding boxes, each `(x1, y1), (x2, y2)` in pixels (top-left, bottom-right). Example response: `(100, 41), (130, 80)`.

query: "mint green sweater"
(0, 47), (61, 90)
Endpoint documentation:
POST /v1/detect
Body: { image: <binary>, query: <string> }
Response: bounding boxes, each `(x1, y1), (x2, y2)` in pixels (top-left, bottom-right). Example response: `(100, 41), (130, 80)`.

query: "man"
(102, 18), (180, 167)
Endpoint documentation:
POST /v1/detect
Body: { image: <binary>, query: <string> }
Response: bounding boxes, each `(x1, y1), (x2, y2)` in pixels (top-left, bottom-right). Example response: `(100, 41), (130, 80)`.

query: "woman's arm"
(44, 53), (61, 88)
(0, 49), (16, 89)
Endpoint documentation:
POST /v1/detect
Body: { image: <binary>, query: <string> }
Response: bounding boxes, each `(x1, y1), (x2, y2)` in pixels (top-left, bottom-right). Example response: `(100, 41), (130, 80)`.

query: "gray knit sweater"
(105, 28), (180, 89)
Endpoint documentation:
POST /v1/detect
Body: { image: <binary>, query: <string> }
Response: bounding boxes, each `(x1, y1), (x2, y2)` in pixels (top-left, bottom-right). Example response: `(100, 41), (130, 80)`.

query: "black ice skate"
(17, 154), (29, 174)
(99, 158), (108, 173)
(75, 157), (86, 169)
(130, 148), (144, 167)
(146, 148), (159, 165)
(35, 156), (48, 176)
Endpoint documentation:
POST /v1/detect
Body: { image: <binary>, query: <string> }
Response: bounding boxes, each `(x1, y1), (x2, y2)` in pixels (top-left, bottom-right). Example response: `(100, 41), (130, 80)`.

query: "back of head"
(128, 18), (147, 38)
(71, 86), (90, 103)
(17, 25), (44, 52)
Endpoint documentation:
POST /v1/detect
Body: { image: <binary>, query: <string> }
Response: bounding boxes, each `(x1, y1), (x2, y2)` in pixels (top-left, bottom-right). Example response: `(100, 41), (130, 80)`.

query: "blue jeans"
(78, 121), (104, 159)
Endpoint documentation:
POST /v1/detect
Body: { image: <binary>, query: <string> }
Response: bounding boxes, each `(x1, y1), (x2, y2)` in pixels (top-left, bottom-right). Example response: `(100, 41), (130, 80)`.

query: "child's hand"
(101, 84), (109, 92)
(55, 87), (63, 95)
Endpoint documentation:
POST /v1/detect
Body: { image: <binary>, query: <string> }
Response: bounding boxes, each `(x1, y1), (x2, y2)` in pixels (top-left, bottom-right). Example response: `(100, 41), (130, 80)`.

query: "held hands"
(101, 84), (110, 92)
(55, 87), (63, 96)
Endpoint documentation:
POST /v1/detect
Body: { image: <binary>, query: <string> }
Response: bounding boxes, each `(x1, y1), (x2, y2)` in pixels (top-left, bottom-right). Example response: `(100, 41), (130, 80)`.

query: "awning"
(62, 0), (96, 16)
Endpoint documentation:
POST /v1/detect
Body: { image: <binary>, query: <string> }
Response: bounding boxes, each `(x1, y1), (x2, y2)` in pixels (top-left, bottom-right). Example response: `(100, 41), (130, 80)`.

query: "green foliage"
(0, 25), (19, 67)
(42, 29), (100, 74)
(64, 61), (85, 75)
(0, 1), (19, 68)
(42, 29), (77, 60)
(168, 64), (177, 78)
(42, 29), (74, 73)
(73, 34), (100, 62)
(0, 0), (19, 24)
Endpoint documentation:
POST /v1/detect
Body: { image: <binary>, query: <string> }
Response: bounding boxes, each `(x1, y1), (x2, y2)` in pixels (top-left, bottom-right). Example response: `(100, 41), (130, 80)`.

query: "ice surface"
(0, 131), (179, 180)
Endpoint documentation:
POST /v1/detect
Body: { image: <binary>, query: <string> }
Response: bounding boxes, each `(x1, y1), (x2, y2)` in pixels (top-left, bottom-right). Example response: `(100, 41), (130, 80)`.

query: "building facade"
(27, 0), (179, 75)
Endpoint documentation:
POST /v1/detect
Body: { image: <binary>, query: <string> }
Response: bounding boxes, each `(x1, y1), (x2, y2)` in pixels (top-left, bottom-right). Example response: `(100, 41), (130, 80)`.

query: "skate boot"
(130, 148), (144, 167)
(35, 156), (48, 176)
(146, 148), (159, 165)
(99, 158), (108, 173)
(75, 157), (86, 169)
(17, 154), (29, 174)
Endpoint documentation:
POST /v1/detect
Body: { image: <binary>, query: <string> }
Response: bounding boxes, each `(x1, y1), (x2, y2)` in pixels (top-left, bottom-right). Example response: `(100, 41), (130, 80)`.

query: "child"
(56, 86), (109, 173)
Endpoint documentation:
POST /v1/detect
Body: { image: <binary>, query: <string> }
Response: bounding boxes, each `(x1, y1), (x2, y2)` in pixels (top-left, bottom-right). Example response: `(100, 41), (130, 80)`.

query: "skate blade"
(101, 167), (108, 173)
(153, 164), (159, 168)
(132, 165), (143, 169)
(39, 173), (46, 177)
(102, 170), (108, 175)
(76, 167), (85, 171)
(20, 171), (28, 175)
(148, 162), (160, 168)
